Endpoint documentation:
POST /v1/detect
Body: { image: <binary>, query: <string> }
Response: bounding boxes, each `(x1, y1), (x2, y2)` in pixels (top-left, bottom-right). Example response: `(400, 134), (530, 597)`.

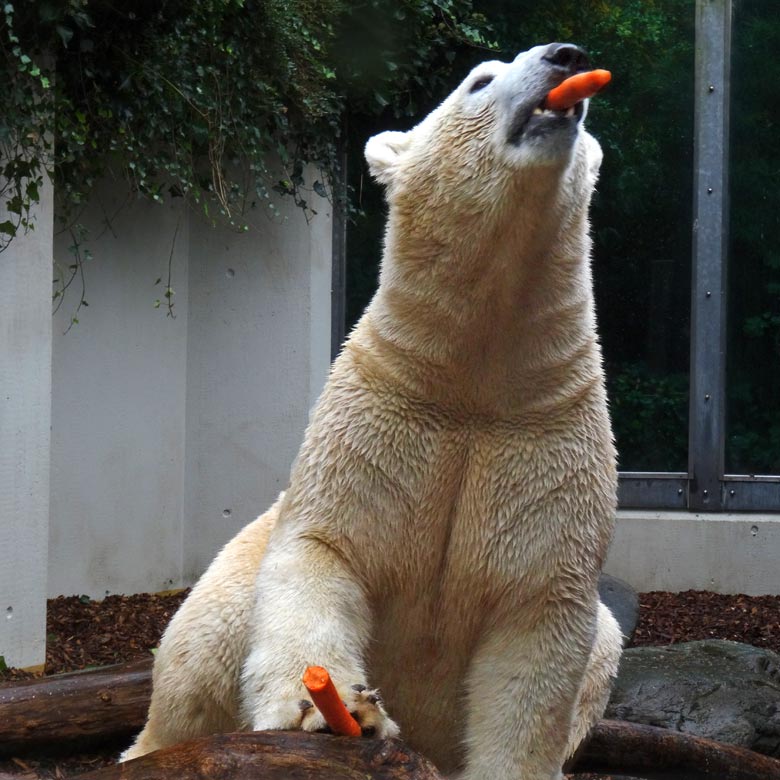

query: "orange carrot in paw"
(302, 666), (362, 737)
(545, 69), (612, 111)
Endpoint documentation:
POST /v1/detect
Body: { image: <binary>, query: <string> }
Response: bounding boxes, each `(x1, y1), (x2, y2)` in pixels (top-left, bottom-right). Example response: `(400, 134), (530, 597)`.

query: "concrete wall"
(606, 510), (780, 595)
(49, 189), (190, 598)
(48, 182), (332, 599)
(0, 175), (53, 668)
(182, 201), (332, 580)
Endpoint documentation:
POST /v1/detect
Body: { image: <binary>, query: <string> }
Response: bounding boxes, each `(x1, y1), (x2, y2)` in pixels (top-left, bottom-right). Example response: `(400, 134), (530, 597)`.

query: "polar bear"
(121, 42), (622, 779)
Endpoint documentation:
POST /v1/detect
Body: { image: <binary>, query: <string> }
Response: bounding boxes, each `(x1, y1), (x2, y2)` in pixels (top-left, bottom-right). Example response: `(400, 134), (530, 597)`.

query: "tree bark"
(0, 659), (152, 755)
(576, 719), (780, 780)
(75, 732), (443, 780)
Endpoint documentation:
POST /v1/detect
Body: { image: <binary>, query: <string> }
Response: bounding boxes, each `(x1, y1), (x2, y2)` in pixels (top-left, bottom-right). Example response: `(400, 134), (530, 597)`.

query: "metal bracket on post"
(688, 0), (732, 511)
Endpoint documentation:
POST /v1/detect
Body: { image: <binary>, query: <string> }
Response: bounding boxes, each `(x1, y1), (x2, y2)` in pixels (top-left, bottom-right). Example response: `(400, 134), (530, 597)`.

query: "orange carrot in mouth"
(544, 69), (612, 111)
(302, 666), (362, 737)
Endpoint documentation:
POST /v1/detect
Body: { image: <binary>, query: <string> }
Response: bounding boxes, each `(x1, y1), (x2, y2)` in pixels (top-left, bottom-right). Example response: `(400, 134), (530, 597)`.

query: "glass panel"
(345, 1), (695, 472)
(584, 4), (694, 472)
(345, 116), (388, 330)
(726, 0), (780, 475)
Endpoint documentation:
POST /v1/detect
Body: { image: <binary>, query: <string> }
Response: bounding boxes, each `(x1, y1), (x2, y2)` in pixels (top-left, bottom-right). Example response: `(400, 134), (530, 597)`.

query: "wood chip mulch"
(0, 751), (120, 779)
(0, 588), (778, 779)
(632, 590), (780, 653)
(1, 591), (189, 682)
(2, 588), (776, 684)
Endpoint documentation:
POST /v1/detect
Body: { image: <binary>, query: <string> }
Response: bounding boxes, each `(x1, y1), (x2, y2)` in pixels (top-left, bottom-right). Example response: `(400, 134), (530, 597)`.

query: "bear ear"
(365, 130), (411, 185)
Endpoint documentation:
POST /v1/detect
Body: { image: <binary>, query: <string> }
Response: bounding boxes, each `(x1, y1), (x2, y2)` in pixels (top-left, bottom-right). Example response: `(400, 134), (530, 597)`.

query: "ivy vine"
(0, 0), (492, 258)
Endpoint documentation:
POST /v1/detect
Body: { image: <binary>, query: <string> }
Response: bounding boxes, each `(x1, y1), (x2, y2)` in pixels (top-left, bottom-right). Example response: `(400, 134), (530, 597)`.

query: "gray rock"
(607, 640), (780, 757)
(598, 573), (639, 646)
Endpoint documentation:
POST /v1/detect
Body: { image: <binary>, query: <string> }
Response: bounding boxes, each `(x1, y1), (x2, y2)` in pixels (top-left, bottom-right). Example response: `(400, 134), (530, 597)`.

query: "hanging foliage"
(0, 0), (492, 250)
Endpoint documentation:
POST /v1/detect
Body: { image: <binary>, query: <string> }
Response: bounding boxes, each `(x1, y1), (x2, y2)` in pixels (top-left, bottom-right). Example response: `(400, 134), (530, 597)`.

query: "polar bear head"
(365, 43), (604, 260)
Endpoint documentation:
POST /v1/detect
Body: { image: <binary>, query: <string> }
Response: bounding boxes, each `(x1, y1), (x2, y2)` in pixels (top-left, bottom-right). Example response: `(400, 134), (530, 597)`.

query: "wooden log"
(574, 719), (780, 780)
(3, 663), (780, 780)
(0, 659), (152, 755)
(75, 731), (443, 780)
(59, 724), (780, 780)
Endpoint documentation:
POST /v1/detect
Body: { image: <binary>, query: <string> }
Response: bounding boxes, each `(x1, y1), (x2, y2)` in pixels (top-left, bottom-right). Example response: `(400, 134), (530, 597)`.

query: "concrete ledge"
(605, 510), (780, 596)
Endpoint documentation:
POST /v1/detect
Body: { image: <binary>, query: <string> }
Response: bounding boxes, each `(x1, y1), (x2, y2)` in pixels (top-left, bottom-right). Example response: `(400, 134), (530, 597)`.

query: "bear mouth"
(507, 97), (585, 145)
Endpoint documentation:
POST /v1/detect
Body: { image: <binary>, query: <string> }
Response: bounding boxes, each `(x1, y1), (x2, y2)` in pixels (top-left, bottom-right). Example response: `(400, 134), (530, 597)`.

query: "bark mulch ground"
(632, 590), (780, 652)
(1, 591), (189, 683)
(1, 589), (778, 778)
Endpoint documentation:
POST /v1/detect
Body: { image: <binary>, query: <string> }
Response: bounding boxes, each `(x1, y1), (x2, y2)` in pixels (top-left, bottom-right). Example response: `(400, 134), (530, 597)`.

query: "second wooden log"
(76, 731), (443, 780)
(0, 659), (152, 755)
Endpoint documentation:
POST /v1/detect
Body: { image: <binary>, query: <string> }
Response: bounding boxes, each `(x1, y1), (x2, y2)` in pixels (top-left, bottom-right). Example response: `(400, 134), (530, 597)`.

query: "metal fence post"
(688, 0), (732, 511)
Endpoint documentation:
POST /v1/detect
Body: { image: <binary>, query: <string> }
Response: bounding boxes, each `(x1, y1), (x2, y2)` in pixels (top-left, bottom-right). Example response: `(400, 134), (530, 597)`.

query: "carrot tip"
(302, 665), (329, 693)
(302, 665), (362, 737)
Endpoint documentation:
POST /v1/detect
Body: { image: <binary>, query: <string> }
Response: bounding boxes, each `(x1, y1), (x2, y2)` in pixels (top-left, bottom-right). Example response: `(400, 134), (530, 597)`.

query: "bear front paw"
(344, 683), (400, 738)
(295, 683), (399, 738)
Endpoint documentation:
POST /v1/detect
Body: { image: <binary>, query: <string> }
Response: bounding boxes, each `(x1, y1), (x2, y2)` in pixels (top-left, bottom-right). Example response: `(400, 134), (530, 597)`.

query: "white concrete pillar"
(183, 188), (333, 581)
(49, 189), (190, 598)
(0, 175), (53, 668)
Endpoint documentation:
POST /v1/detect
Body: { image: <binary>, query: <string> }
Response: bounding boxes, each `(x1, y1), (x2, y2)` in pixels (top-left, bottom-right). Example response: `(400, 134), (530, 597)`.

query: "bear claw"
(343, 685), (399, 739)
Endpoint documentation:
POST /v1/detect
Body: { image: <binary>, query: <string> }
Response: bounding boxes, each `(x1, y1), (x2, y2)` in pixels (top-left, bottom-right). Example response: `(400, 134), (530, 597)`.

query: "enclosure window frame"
(619, 0), (780, 512)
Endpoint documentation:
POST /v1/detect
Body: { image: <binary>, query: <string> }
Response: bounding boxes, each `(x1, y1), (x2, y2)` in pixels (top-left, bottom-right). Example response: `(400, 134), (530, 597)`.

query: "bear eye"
(469, 75), (494, 93)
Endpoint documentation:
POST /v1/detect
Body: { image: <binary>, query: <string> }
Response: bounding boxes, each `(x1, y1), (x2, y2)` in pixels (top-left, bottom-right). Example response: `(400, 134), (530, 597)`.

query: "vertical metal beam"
(688, 0), (732, 511)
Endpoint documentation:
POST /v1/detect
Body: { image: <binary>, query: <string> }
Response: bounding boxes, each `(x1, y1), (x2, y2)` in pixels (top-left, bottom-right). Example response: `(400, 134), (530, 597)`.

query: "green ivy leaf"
(56, 24), (73, 47)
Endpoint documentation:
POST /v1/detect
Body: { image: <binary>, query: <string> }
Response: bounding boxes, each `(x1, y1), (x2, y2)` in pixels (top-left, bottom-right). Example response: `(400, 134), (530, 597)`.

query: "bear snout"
(499, 43), (594, 156)
(542, 43), (592, 75)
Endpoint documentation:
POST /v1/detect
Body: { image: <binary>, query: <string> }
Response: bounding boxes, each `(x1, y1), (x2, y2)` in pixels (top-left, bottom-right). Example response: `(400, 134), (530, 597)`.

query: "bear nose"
(542, 43), (591, 74)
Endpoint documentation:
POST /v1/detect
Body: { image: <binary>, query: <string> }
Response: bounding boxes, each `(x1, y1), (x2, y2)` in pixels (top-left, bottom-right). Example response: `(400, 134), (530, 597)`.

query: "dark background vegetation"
(347, 0), (696, 472)
(345, 0), (779, 476)
(1, 0), (777, 475)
